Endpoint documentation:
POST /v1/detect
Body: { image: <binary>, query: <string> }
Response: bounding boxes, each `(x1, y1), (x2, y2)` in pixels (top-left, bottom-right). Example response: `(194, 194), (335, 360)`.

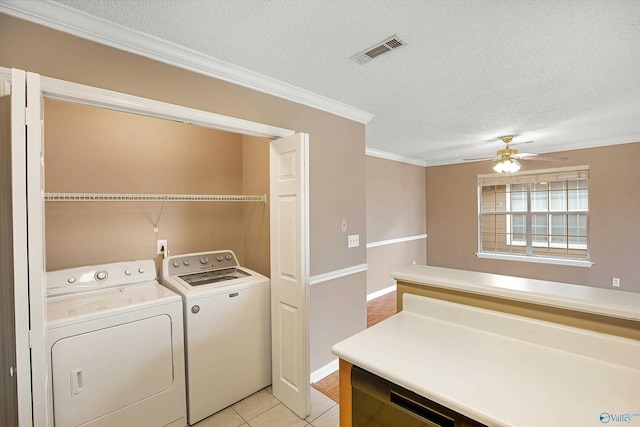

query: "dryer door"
(51, 315), (174, 427)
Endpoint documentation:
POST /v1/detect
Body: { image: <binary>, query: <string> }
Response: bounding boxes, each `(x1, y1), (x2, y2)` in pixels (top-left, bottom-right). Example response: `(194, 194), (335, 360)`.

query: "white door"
(270, 133), (310, 418)
(0, 69), (46, 427)
(26, 71), (48, 427)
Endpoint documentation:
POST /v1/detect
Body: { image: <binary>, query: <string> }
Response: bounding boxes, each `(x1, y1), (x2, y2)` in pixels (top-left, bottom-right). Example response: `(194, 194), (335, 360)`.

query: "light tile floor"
(193, 386), (339, 427)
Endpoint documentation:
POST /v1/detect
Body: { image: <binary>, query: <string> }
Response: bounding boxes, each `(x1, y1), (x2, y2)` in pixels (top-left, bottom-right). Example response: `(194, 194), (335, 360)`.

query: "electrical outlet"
(157, 239), (167, 255)
(348, 234), (359, 248)
(612, 277), (620, 287)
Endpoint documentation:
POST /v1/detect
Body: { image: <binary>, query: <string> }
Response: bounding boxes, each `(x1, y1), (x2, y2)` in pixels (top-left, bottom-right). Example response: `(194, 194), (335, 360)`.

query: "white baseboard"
(367, 284), (397, 301)
(310, 358), (339, 383)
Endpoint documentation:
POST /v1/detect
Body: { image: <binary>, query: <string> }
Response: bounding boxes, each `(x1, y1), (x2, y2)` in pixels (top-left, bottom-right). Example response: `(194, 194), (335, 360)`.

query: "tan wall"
(426, 142), (640, 292)
(242, 135), (271, 277)
(310, 273), (367, 370)
(0, 13), (368, 373)
(0, 13), (367, 276)
(367, 239), (426, 294)
(366, 156), (427, 294)
(366, 156), (426, 242)
(44, 99), (269, 272)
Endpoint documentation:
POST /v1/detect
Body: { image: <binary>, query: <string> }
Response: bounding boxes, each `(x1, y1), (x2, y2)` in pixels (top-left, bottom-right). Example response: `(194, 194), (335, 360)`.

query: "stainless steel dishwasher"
(351, 366), (487, 427)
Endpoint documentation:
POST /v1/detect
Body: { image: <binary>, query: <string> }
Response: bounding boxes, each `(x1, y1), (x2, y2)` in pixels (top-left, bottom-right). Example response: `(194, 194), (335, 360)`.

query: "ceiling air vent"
(349, 35), (407, 64)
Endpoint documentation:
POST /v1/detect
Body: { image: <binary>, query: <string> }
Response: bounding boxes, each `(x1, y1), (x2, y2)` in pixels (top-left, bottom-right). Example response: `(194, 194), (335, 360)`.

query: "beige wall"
(0, 13), (367, 373)
(310, 272), (367, 370)
(0, 13), (367, 276)
(242, 135), (271, 277)
(43, 99), (271, 272)
(367, 239), (426, 294)
(366, 156), (427, 294)
(426, 142), (640, 292)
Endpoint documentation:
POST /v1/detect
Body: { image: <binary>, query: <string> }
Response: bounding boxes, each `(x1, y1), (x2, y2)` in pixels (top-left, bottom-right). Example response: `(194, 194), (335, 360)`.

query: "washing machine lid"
(47, 282), (181, 328)
(161, 250), (269, 298)
(178, 267), (250, 286)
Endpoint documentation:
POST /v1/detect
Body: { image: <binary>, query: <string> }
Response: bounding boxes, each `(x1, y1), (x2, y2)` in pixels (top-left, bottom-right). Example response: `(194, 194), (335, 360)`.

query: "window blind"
(477, 165), (590, 263)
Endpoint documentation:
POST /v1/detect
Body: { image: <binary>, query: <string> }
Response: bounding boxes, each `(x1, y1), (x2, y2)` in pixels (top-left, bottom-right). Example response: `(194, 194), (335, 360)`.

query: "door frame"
(38, 75), (295, 140)
(0, 66), (311, 423)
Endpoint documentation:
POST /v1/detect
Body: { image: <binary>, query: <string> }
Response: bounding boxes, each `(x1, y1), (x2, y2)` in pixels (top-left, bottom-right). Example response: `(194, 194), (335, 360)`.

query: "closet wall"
(242, 135), (271, 277)
(44, 99), (270, 274)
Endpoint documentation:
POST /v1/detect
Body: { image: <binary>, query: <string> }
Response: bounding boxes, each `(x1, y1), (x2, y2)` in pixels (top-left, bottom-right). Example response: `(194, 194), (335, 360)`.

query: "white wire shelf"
(44, 192), (267, 203)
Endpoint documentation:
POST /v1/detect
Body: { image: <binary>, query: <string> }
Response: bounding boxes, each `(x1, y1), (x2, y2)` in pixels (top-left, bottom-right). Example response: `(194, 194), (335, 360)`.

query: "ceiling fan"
(464, 136), (568, 173)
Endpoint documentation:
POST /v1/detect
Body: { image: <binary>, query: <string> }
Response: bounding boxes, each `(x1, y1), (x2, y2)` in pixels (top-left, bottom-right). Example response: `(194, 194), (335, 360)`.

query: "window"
(478, 166), (590, 266)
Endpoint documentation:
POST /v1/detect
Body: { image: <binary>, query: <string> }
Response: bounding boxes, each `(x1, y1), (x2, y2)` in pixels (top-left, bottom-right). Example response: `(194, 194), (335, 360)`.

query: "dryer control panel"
(165, 250), (239, 276)
(46, 259), (157, 297)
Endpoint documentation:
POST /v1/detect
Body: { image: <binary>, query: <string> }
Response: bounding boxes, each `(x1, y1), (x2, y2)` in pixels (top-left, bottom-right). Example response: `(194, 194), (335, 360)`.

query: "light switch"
(348, 234), (359, 248)
(341, 218), (348, 232)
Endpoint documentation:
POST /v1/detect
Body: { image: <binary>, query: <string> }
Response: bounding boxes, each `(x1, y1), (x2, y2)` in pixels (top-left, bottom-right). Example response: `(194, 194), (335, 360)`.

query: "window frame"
(476, 166), (593, 268)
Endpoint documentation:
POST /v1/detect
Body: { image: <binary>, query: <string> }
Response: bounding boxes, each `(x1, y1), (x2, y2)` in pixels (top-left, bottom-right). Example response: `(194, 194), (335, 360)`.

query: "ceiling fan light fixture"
(493, 158), (521, 174)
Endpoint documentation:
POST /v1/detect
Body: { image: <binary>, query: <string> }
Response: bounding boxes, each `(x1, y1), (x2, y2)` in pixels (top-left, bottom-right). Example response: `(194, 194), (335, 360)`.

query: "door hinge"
(28, 330), (33, 348)
(24, 107), (39, 126)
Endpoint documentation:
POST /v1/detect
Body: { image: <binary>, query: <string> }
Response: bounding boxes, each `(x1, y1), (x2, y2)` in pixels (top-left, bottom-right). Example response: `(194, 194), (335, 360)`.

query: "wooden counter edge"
(397, 280), (640, 341)
(338, 358), (352, 427)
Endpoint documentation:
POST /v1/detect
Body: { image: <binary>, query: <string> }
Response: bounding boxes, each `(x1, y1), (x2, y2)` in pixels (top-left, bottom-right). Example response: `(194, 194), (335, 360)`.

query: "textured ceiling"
(42, 0), (640, 164)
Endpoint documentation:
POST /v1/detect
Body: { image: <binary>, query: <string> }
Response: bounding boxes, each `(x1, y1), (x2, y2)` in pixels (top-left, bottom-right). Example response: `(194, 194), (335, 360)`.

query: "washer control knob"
(67, 276), (76, 284)
(125, 270), (131, 276)
(172, 260), (181, 268)
(216, 255), (224, 262)
(199, 256), (209, 265)
(95, 270), (108, 281)
(191, 305), (200, 314)
(138, 267), (145, 274)
(225, 254), (233, 261)
(183, 259), (190, 266)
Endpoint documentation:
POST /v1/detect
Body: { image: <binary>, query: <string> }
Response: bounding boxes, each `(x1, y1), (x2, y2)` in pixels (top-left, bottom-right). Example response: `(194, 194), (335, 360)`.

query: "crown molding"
(539, 134), (640, 155)
(0, 0), (374, 124)
(365, 147), (428, 167)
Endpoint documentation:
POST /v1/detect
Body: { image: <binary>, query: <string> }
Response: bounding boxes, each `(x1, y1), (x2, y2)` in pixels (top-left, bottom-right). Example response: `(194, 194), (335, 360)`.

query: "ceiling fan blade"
(516, 153), (568, 161)
(508, 140), (534, 147)
(463, 156), (497, 161)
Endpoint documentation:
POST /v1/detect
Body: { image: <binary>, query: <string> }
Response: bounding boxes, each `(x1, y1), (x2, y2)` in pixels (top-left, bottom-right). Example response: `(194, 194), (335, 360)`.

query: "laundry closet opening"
(43, 99), (271, 276)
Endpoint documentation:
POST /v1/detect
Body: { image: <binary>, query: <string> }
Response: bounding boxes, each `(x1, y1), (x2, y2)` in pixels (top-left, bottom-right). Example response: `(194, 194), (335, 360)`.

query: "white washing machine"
(46, 260), (187, 427)
(160, 250), (271, 425)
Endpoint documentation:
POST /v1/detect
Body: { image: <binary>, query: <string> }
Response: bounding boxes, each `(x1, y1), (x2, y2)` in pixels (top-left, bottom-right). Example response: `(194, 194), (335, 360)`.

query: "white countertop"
(333, 294), (640, 427)
(392, 265), (640, 321)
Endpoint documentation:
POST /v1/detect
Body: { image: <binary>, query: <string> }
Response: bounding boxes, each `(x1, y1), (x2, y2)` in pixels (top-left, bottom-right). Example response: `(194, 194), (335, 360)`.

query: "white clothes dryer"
(46, 260), (186, 427)
(160, 250), (271, 425)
